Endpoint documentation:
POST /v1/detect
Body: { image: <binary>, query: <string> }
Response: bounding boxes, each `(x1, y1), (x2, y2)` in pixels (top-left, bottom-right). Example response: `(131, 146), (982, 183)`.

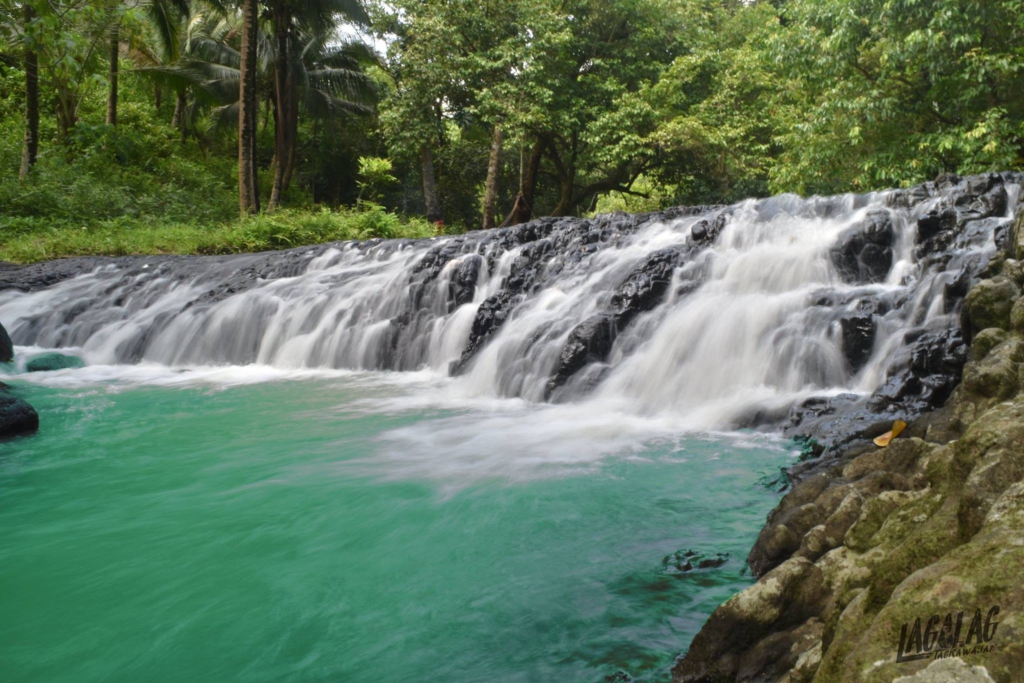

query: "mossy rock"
(818, 482), (1024, 683)
(25, 353), (85, 373)
(1002, 258), (1024, 287)
(963, 277), (1020, 334)
(1010, 297), (1024, 334)
(970, 328), (1008, 362)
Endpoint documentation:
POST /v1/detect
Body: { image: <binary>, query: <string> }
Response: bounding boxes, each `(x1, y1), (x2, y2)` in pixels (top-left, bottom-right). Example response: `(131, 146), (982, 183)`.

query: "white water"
(2, 178), (1016, 432)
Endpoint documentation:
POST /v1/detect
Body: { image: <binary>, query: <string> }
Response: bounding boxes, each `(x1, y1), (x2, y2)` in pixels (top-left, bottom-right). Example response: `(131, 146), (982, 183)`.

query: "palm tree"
(132, 7), (233, 141)
(106, 0), (192, 127)
(265, 0), (369, 210)
(141, 10), (377, 211)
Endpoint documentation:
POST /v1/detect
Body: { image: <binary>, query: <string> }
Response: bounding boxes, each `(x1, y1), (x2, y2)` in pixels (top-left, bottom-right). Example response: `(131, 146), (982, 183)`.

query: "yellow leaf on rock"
(873, 419), (908, 448)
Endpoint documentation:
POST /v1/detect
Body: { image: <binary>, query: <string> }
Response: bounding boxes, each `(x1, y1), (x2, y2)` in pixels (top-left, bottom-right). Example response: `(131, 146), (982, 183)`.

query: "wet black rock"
(839, 314), (875, 373)
(0, 386), (39, 437)
(448, 255), (483, 309)
(830, 210), (894, 283)
(689, 212), (729, 247)
(0, 321), (12, 363)
(916, 207), (957, 242)
(546, 314), (617, 396)
(547, 247), (690, 393)
(611, 247), (681, 325)
(787, 327), (967, 453)
(452, 291), (519, 373)
(454, 212), (697, 375)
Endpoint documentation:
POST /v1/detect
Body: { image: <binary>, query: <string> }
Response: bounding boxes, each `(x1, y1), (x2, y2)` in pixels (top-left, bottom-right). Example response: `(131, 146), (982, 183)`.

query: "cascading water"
(1, 173), (1017, 433)
(1, 173), (1018, 683)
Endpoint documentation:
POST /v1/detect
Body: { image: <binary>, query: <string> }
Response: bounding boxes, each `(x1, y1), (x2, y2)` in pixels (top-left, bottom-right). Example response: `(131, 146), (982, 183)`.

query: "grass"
(0, 204), (438, 264)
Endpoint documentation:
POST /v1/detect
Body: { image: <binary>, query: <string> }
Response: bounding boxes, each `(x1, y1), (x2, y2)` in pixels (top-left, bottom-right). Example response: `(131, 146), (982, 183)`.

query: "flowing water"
(0, 176), (1017, 682)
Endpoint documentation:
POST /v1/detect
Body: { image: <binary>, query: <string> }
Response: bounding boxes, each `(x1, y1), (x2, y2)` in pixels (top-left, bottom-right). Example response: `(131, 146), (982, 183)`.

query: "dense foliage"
(1, 0), (1023, 261)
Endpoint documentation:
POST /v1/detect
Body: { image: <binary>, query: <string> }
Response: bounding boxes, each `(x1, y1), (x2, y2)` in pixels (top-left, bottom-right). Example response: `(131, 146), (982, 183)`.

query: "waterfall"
(1, 173), (1017, 432)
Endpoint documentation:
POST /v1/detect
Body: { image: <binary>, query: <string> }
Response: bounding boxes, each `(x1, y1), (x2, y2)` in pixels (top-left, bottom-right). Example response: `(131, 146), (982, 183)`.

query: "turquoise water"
(0, 368), (791, 683)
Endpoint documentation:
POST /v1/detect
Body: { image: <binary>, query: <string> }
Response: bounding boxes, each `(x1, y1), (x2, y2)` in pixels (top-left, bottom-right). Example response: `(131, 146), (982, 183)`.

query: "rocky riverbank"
(673, 209), (1024, 682)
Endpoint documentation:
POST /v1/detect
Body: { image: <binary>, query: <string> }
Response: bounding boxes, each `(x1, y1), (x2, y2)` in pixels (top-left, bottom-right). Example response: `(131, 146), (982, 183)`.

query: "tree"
(238, 0), (259, 214)
(265, 0), (371, 210)
(765, 0), (1024, 194)
(19, 2), (38, 177)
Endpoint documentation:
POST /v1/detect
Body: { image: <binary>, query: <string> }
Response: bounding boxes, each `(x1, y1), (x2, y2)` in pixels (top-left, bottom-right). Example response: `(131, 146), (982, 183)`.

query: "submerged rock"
(662, 549), (729, 575)
(26, 353), (85, 373)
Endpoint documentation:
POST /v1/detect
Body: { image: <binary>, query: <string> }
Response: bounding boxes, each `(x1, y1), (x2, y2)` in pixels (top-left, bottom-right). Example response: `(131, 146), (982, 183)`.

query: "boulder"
(610, 247), (681, 325)
(1010, 296), (1024, 334)
(893, 659), (996, 683)
(546, 314), (617, 395)
(830, 211), (894, 283)
(917, 207), (958, 242)
(672, 558), (825, 683)
(963, 276), (1020, 334)
(839, 315), (876, 373)
(970, 328), (1008, 362)
(0, 390), (39, 437)
(447, 254), (483, 308)
(0, 321), (12, 363)
(25, 352), (86, 373)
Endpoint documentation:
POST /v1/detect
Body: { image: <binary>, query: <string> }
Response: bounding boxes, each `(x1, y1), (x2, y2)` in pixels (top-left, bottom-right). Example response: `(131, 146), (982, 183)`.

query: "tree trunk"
(171, 92), (182, 127)
(19, 4), (39, 180)
(238, 0), (260, 215)
(171, 90), (189, 144)
(422, 145), (442, 223)
(268, 9), (290, 212)
(106, 23), (119, 126)
(482, 123), (503, 229)
(508, 139), (543, 225)
(553, 177), (575, 216)
(155, 84), (162, 110)
(282, 84), (298, 191)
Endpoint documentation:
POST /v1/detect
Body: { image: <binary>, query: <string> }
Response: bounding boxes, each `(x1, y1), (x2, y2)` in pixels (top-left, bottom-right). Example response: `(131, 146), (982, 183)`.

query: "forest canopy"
(1, 0), (1023, 261)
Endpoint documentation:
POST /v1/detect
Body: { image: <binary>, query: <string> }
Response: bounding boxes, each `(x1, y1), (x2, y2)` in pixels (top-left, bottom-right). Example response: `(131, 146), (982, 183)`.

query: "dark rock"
(916, 207), (957, 242)
(690, 212), (729, 247)
(452, 291), (519, 374)
(547, 247), (692, 392)
(0, 321), (12, 363)
(663, 549), (729, 575)
(0, 391), (39, 437)
(448, 254), (483, 308)
(26, 352), (86, 373)
(610, 248), (681, 325)
(830, 210), (894, 283)
(546, 314), (617, 396)
(839, 315), (875, 373)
